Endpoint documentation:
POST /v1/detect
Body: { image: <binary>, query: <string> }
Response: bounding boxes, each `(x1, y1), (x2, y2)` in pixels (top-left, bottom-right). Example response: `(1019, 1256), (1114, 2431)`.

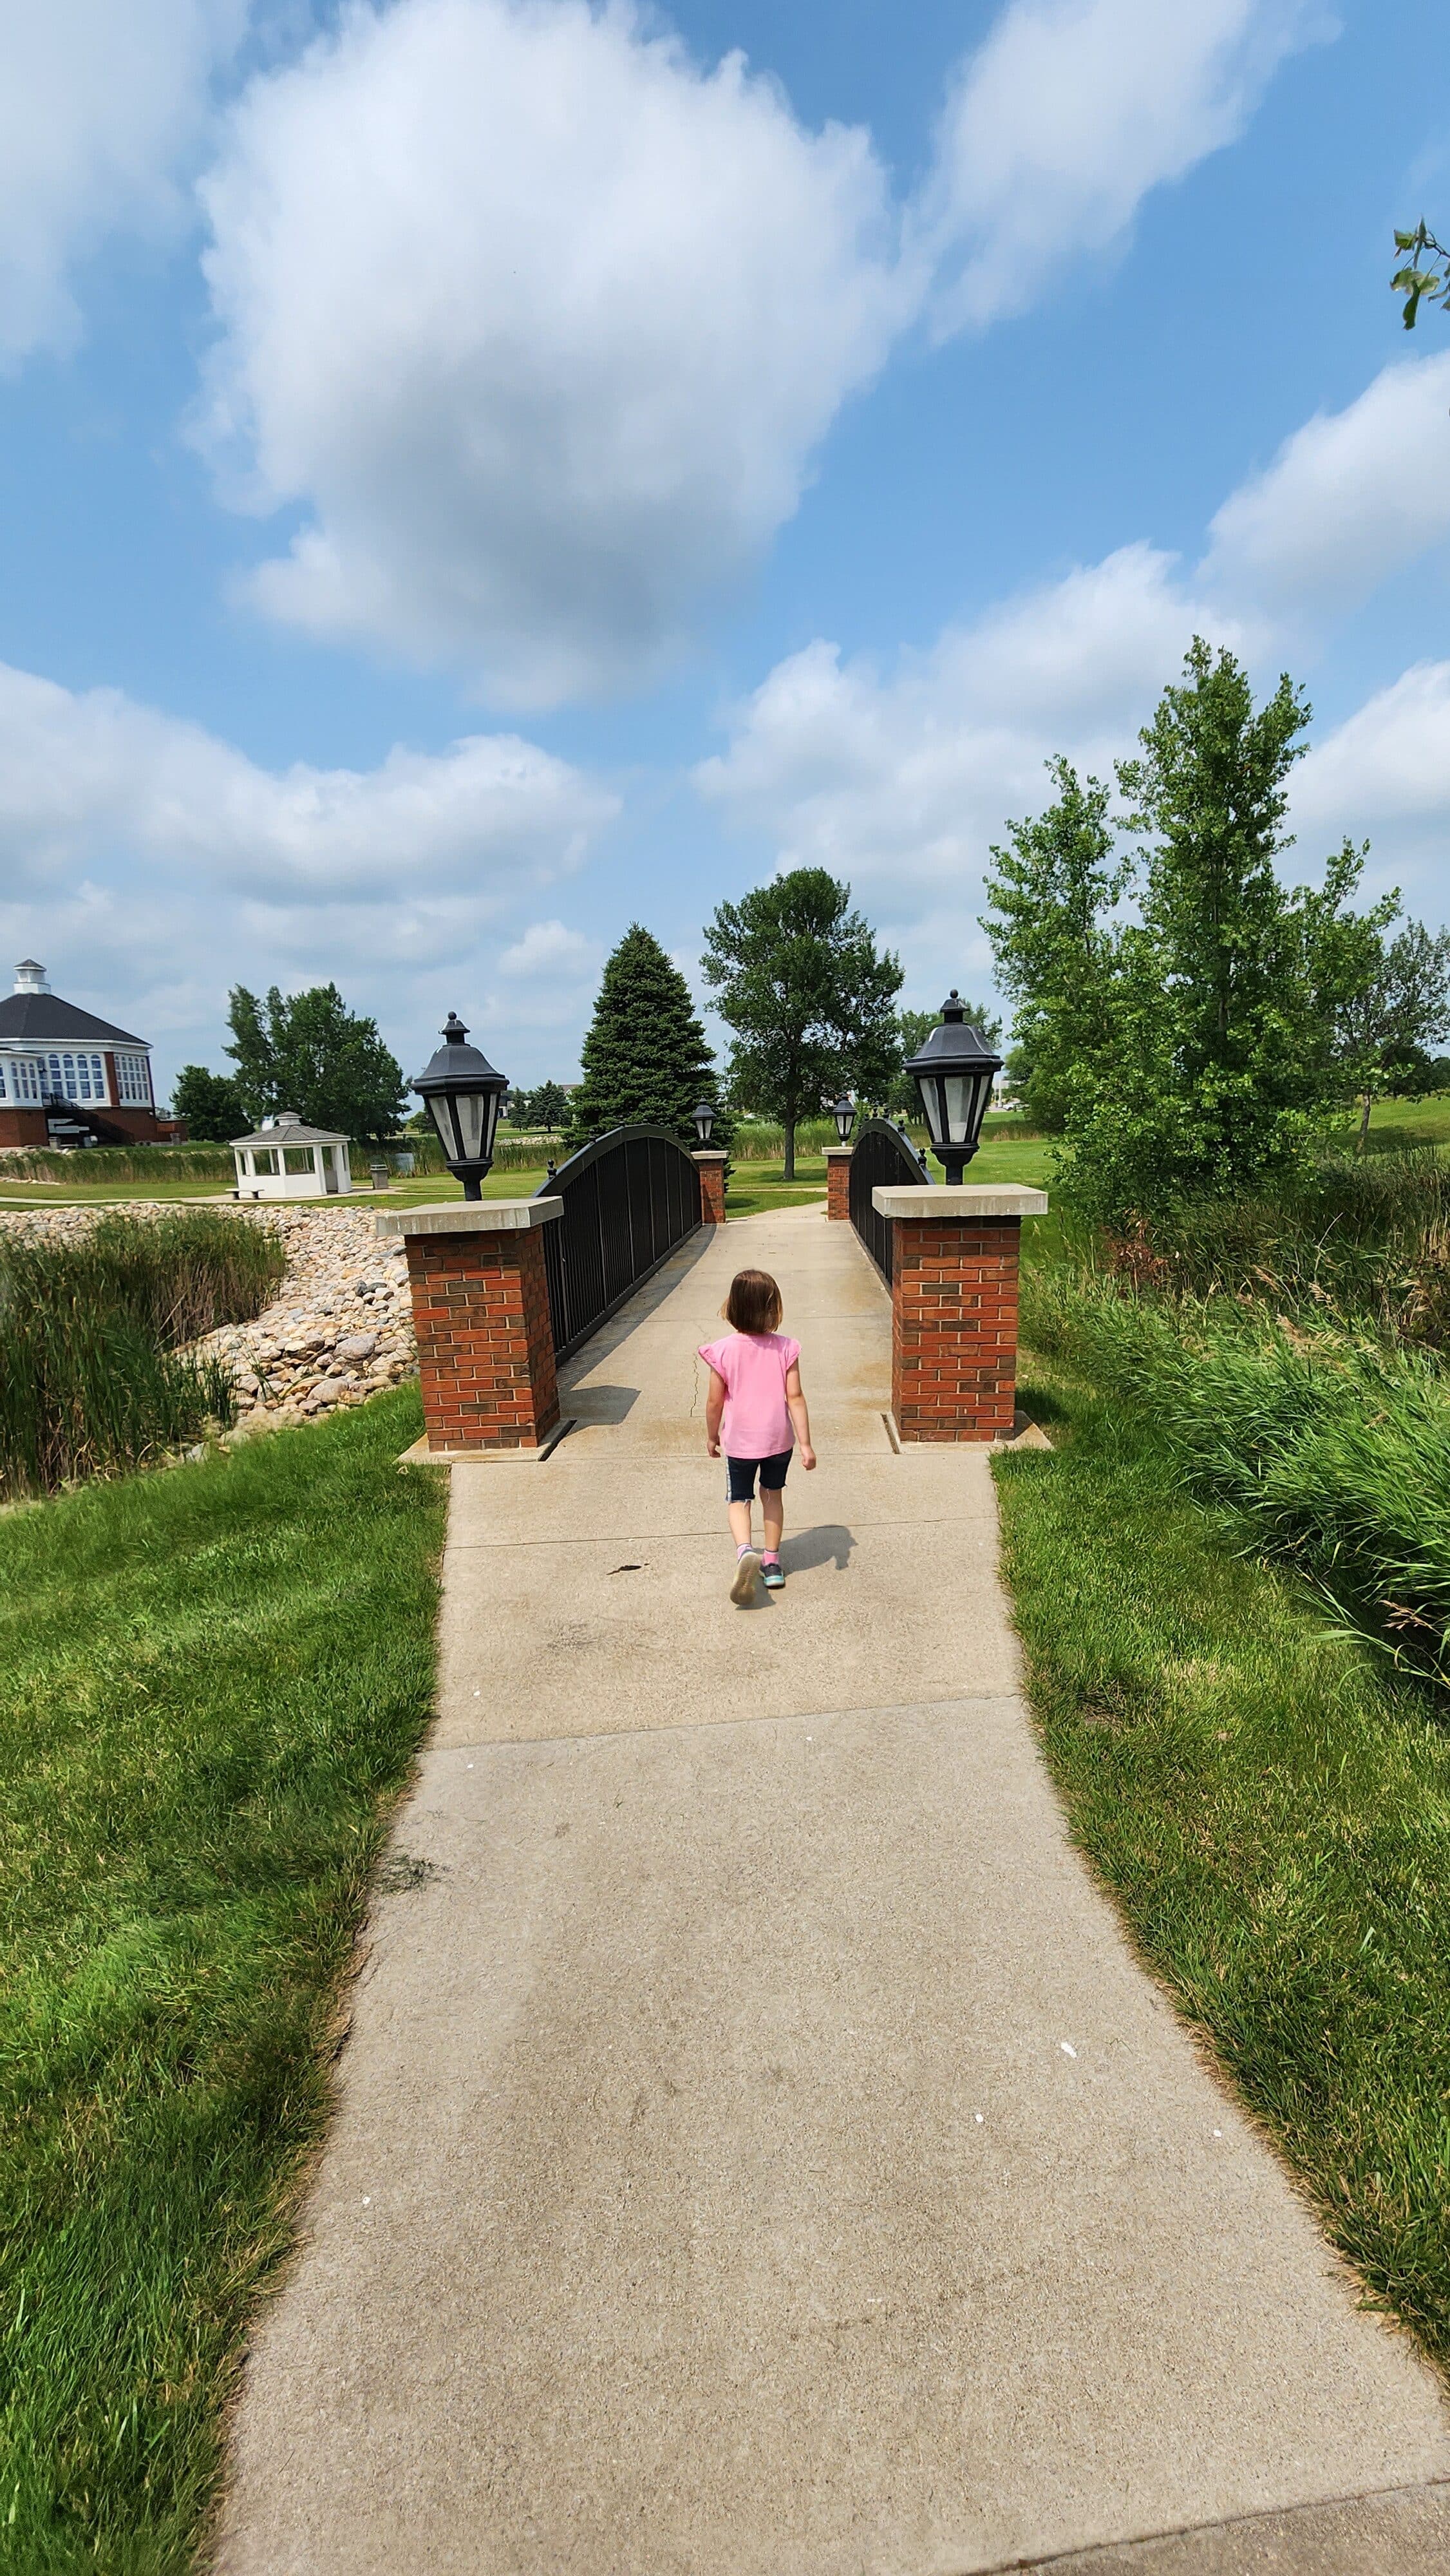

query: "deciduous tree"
(1331, 914), (1450, 1148)
(170, 1065), (248, 1141)
(225, 983), (406, 1142)
(992, 643), (1401, 1224)
(982, 761), (1127, 1133)
(702, 869), (902, 1178)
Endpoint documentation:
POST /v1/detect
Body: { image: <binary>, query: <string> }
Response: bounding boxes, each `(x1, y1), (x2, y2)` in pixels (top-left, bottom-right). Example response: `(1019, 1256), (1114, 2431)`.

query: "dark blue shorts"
(726, 1450), (791, 1503)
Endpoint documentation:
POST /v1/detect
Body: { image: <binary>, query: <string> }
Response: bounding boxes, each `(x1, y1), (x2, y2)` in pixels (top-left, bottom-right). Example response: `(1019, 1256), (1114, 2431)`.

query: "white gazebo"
(231, 1112), (353, 1200)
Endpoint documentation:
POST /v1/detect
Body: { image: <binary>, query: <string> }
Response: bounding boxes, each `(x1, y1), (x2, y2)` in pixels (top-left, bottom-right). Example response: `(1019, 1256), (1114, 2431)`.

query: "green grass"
(725, 1156), (829, 1219)
(0, 1181), (244, 1208)
(0, 1388), (446, 2571)
(0, 1167), (552, 1213)
(1360, 1093), (1450, 1151)
(994, 1367), (1450, 2378)
(720, 1132), (1057, 1224)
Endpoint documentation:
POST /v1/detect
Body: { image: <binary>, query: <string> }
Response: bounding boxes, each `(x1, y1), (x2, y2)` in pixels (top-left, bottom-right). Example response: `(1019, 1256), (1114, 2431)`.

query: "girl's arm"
(785, 1361), (816, 1470)
(704, 1365), (725, 1458)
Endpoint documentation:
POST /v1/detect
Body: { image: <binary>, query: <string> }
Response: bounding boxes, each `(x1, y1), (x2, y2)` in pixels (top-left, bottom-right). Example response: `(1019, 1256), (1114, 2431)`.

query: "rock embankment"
(0, 1203), (418, 1432)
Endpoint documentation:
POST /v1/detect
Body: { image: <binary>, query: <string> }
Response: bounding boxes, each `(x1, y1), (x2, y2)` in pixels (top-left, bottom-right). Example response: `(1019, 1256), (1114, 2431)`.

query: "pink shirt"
(699, 1331), (800, 1458)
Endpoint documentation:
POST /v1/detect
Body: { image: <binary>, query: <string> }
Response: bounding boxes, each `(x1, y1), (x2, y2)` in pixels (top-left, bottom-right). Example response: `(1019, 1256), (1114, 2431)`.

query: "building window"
(1, 1054), (44, 1104)
(115, 1052), (152, 1105)
(43, 1052), (109, 1104)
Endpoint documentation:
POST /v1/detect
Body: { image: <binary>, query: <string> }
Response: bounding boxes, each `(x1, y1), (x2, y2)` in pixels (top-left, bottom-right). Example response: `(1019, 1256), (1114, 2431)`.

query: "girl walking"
(699, 1267), (815, 1605)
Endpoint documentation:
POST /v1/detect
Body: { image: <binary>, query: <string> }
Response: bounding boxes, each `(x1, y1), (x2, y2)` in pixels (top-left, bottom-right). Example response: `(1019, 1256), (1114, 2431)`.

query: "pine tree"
(566, 925), (722, 1148)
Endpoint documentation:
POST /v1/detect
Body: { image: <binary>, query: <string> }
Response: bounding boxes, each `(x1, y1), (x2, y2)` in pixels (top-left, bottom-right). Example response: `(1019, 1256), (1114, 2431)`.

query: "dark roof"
(0, 991), (148, 1047)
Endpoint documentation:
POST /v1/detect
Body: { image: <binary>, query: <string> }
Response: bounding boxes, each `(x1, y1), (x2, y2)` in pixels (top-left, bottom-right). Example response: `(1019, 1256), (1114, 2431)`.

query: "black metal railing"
(534, 1124), (703, 1363)
(848, 1117), (931, 1283)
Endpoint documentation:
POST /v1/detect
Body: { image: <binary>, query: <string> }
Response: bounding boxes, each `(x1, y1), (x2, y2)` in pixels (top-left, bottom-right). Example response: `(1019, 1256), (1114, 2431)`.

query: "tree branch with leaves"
(1392, 221), (1450, 328)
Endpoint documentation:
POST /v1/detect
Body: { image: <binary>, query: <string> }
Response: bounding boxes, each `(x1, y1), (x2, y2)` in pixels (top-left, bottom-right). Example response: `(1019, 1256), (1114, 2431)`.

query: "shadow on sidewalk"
(784, 1523), (854, 1574)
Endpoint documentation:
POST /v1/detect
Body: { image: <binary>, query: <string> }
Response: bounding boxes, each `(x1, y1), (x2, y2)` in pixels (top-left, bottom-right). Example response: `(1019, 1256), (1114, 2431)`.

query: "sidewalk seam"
(959, 2471), (1450, 2572)
(425, 1690), (1023, 1757)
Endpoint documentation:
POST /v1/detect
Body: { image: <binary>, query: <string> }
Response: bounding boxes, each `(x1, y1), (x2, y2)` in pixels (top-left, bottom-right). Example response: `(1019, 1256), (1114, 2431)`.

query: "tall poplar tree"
(566, 925), (721, 1147)
(982, 761), (1127, 1133)
(983, 641), (1398, 1222)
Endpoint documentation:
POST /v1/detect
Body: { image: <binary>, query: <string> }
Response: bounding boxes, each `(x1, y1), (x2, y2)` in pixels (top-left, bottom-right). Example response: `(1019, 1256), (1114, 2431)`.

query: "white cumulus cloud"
(1291, 663), (1450, 913)
(1201, 352), (1450, 621)
(0, 0), (245, 364)
(488, 916), (600, 1027)
(916, 0), (1324, 336)
(696, 542), (1238, 991)
(197, 0), (904, 706)
(496, 919), (594, 979)
(0, 659), (617, 1086)
(0, 661), (613, 900)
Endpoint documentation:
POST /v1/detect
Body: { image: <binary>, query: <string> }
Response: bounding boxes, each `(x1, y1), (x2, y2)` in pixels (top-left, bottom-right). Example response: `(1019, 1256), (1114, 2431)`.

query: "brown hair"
(723, 1268), (782, 1335)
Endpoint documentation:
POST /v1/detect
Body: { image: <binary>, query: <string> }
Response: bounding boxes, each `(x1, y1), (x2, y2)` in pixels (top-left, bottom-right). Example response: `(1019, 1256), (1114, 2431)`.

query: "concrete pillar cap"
(871, 1184), (1048, 1218)
(377, 1198), (563, 1238)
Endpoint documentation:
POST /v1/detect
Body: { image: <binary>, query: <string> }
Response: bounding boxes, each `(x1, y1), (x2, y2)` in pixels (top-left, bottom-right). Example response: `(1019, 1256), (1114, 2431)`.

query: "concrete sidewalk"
(217, 1206), (1450, 2575)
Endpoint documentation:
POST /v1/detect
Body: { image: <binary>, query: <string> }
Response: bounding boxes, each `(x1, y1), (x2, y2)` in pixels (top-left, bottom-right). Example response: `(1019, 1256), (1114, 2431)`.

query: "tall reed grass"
(1024, 1265), (1450, 1686)
(0, 1214), (286, 1497)
(0, 1142), (238, 1184)
(1104, 1148), (1450, 1346)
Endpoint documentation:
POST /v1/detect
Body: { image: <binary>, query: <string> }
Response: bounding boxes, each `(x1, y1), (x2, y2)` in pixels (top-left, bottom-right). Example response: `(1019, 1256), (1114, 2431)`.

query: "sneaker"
(761, 1558), (785, 1590)
(730, 1549), (759, 1605)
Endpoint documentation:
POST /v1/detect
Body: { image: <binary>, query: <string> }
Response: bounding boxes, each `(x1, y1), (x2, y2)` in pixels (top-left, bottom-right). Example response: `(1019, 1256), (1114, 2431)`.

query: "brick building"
(0, 960), (184, 1148)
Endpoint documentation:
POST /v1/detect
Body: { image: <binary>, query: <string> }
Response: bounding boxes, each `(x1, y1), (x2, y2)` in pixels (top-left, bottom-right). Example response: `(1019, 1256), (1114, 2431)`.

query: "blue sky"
(3, 0), (1449, 1101)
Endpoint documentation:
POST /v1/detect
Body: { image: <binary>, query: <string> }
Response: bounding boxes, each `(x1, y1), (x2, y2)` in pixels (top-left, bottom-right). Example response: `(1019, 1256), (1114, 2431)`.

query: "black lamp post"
(410, 1012), (508, 1200)
(692, 1101), (717, 1145)
(832, 1092), (856, 1144)
(904, 990), (1003, 1184)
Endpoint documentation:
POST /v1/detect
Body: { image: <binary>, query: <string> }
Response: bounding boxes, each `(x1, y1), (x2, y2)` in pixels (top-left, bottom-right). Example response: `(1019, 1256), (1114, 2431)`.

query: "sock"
(762, 1550), (780, 1565)
(737, 1542), (753, 1558)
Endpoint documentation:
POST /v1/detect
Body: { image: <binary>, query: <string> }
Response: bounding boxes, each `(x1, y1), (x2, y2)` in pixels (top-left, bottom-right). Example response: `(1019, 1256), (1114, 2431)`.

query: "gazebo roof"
(231, 1110), (349, 1150)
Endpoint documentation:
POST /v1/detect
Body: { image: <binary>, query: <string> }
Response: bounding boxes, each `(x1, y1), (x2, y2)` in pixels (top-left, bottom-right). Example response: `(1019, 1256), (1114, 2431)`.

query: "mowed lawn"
(0, 1167), (551, 1212)
(0, 1390), (445, 2572)
(997, 1355), (1450, 2380)
(724, 1128), (1056, 1223)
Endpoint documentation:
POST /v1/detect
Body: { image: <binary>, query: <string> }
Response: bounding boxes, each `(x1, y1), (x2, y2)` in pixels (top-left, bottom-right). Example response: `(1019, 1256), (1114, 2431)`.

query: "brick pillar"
(693, 1149), (728, 1224)
(386, 1201), (563, 1454)
(824, 1147), (852, 1220)
(871, 1184), (1048, 1443)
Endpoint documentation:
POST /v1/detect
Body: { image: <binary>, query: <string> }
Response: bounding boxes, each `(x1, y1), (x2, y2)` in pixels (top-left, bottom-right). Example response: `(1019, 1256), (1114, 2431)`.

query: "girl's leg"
(760, 1486), (784, 1556)
(728, 1472), (759, 1604)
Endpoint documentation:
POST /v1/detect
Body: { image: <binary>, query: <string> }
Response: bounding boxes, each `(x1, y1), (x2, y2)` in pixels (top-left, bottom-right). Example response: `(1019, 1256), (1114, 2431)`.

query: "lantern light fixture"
(832, 1092), (856, 1145)
(692, 1101), (717, 1145)
(903, 990), (1003, 1184)
(410, 1011), (508, 1200)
